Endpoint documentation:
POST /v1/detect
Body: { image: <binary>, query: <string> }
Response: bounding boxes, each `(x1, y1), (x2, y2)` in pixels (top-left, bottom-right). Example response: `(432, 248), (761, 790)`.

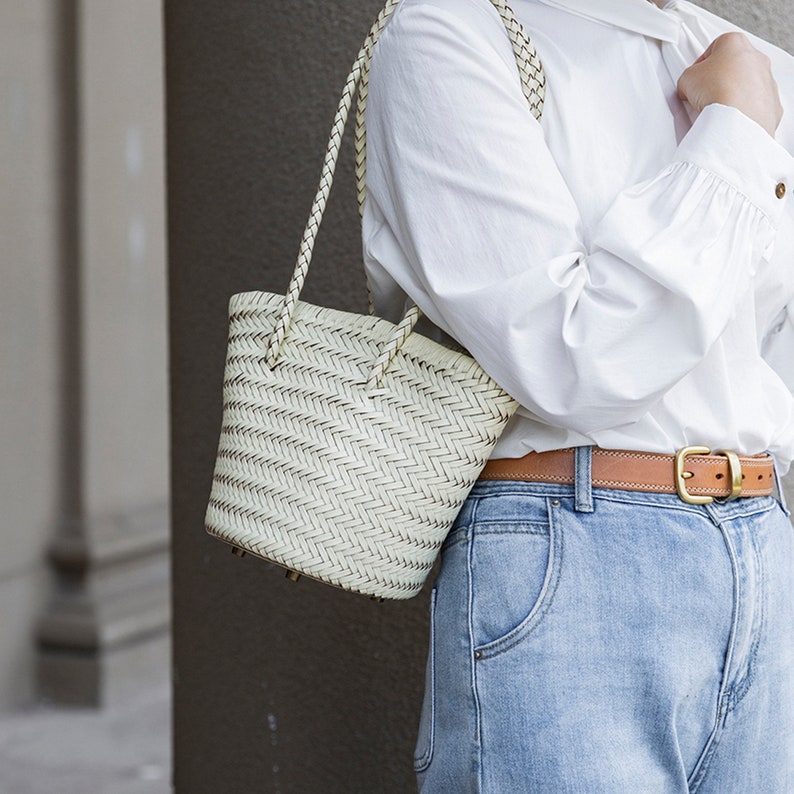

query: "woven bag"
(205, 0), (546, 600)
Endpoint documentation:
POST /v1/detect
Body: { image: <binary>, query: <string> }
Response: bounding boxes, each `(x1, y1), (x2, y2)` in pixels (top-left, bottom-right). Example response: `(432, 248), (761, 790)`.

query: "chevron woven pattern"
(205, 0), (545, 599)
(206, 293), (517, 598)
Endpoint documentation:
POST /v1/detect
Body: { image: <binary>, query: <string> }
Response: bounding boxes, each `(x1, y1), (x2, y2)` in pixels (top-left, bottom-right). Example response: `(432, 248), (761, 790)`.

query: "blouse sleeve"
(363, 0), (794, 435)
(762, 305), (794, 393)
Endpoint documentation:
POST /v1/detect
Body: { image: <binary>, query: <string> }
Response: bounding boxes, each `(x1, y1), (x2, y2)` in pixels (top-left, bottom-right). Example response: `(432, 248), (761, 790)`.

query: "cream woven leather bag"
(205, 0), (546, 599)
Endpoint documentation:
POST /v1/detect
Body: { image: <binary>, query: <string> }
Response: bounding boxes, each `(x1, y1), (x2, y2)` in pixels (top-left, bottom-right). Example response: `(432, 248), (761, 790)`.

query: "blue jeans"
(414, 468), (794, 792)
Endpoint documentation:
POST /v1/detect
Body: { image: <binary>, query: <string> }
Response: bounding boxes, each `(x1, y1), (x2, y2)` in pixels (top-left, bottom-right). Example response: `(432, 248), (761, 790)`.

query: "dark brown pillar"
(166, 3), (429, 791)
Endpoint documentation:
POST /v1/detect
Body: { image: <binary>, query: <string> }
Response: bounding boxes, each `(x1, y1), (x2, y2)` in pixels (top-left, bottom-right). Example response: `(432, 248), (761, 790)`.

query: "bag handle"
(264, 0), (546, 371)
(354, 0), (545, 219)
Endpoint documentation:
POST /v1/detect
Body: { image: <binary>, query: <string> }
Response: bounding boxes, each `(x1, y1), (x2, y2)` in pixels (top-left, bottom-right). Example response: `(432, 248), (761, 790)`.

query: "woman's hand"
(678, 32), (783, 136)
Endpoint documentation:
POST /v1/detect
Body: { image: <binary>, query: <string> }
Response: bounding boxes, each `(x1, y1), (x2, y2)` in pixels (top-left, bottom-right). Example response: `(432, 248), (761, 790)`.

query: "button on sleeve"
(675, 104), (794, 227)
(365, 2), (793, 434)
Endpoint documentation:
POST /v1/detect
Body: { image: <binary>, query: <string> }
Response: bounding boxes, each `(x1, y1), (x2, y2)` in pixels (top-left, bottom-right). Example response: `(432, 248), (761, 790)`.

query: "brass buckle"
(714, 449), (743, 502)
(675, 446), (713, 505)
(674, 446), (743, 505)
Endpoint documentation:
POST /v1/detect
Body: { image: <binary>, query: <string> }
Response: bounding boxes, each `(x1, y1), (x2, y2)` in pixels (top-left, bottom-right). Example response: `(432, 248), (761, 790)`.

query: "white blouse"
(362, 0), (794, 470)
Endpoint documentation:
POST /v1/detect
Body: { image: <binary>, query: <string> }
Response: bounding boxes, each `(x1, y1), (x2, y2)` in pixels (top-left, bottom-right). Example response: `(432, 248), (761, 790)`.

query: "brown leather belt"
(479, 447), (775, 505)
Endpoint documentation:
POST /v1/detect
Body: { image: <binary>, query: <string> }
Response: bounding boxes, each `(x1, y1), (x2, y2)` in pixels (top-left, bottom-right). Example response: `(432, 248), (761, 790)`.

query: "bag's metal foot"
(285, 569), (301, 582)
(231, 546), (246, 557)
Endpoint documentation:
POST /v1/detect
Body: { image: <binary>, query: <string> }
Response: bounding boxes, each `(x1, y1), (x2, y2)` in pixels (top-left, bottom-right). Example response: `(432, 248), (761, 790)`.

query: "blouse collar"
(533, 0), (683, 43)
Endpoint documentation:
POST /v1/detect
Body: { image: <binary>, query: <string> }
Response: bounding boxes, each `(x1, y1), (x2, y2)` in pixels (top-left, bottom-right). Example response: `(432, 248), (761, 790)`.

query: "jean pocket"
(470, 496), (562, 659)
(413, 587), (437, 773)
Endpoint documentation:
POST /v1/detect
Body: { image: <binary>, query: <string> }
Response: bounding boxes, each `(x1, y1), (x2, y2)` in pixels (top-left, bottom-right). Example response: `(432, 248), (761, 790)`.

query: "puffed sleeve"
(363, 0), (794, 434)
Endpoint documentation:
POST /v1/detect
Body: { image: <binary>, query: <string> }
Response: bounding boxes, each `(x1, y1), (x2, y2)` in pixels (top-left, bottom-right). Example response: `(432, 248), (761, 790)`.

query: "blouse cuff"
(674, 103), (794, 227)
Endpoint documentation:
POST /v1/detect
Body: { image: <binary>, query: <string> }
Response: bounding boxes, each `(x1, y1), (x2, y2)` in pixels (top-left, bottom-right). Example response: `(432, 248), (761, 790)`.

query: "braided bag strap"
(355, 0), (545, 218)
(265, 0), (546, 369)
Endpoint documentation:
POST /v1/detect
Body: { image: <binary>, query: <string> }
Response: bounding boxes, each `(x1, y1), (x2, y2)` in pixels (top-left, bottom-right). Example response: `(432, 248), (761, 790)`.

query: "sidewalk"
(0, 683), (171, 794)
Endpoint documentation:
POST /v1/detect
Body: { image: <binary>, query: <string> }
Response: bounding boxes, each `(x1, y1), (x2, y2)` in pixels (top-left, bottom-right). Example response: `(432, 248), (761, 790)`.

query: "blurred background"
(2, 1), (793, 793)
(1, 0), (169, 791)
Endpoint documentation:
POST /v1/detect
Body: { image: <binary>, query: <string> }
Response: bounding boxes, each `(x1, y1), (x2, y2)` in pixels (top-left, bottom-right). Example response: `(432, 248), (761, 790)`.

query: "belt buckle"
(674, 446), (743, 505)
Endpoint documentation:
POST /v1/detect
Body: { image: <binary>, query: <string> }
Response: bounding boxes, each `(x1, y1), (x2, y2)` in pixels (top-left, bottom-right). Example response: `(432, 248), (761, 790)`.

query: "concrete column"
(167, 2), (427, 791)
(0, 0), (64, 712)
(166, 1), (793, 792)
(34, 0), (170, 706)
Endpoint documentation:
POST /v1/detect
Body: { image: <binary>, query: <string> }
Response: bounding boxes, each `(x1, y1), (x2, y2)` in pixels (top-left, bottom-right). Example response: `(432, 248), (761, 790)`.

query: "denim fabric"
(414, 480), (794, 793)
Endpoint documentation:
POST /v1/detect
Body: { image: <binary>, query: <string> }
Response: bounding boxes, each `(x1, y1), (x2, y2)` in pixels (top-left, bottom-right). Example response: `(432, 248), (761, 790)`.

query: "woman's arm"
(364, 1), (794, 434)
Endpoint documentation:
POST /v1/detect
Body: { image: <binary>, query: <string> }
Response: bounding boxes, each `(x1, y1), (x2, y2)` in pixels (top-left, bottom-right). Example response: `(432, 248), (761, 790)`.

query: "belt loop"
(771, 454), (790, 516)
(574, 446), (594, 513)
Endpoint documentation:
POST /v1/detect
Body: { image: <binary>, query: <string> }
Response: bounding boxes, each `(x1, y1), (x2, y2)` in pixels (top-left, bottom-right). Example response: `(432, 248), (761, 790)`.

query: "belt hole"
(716, 473), (723, 480)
